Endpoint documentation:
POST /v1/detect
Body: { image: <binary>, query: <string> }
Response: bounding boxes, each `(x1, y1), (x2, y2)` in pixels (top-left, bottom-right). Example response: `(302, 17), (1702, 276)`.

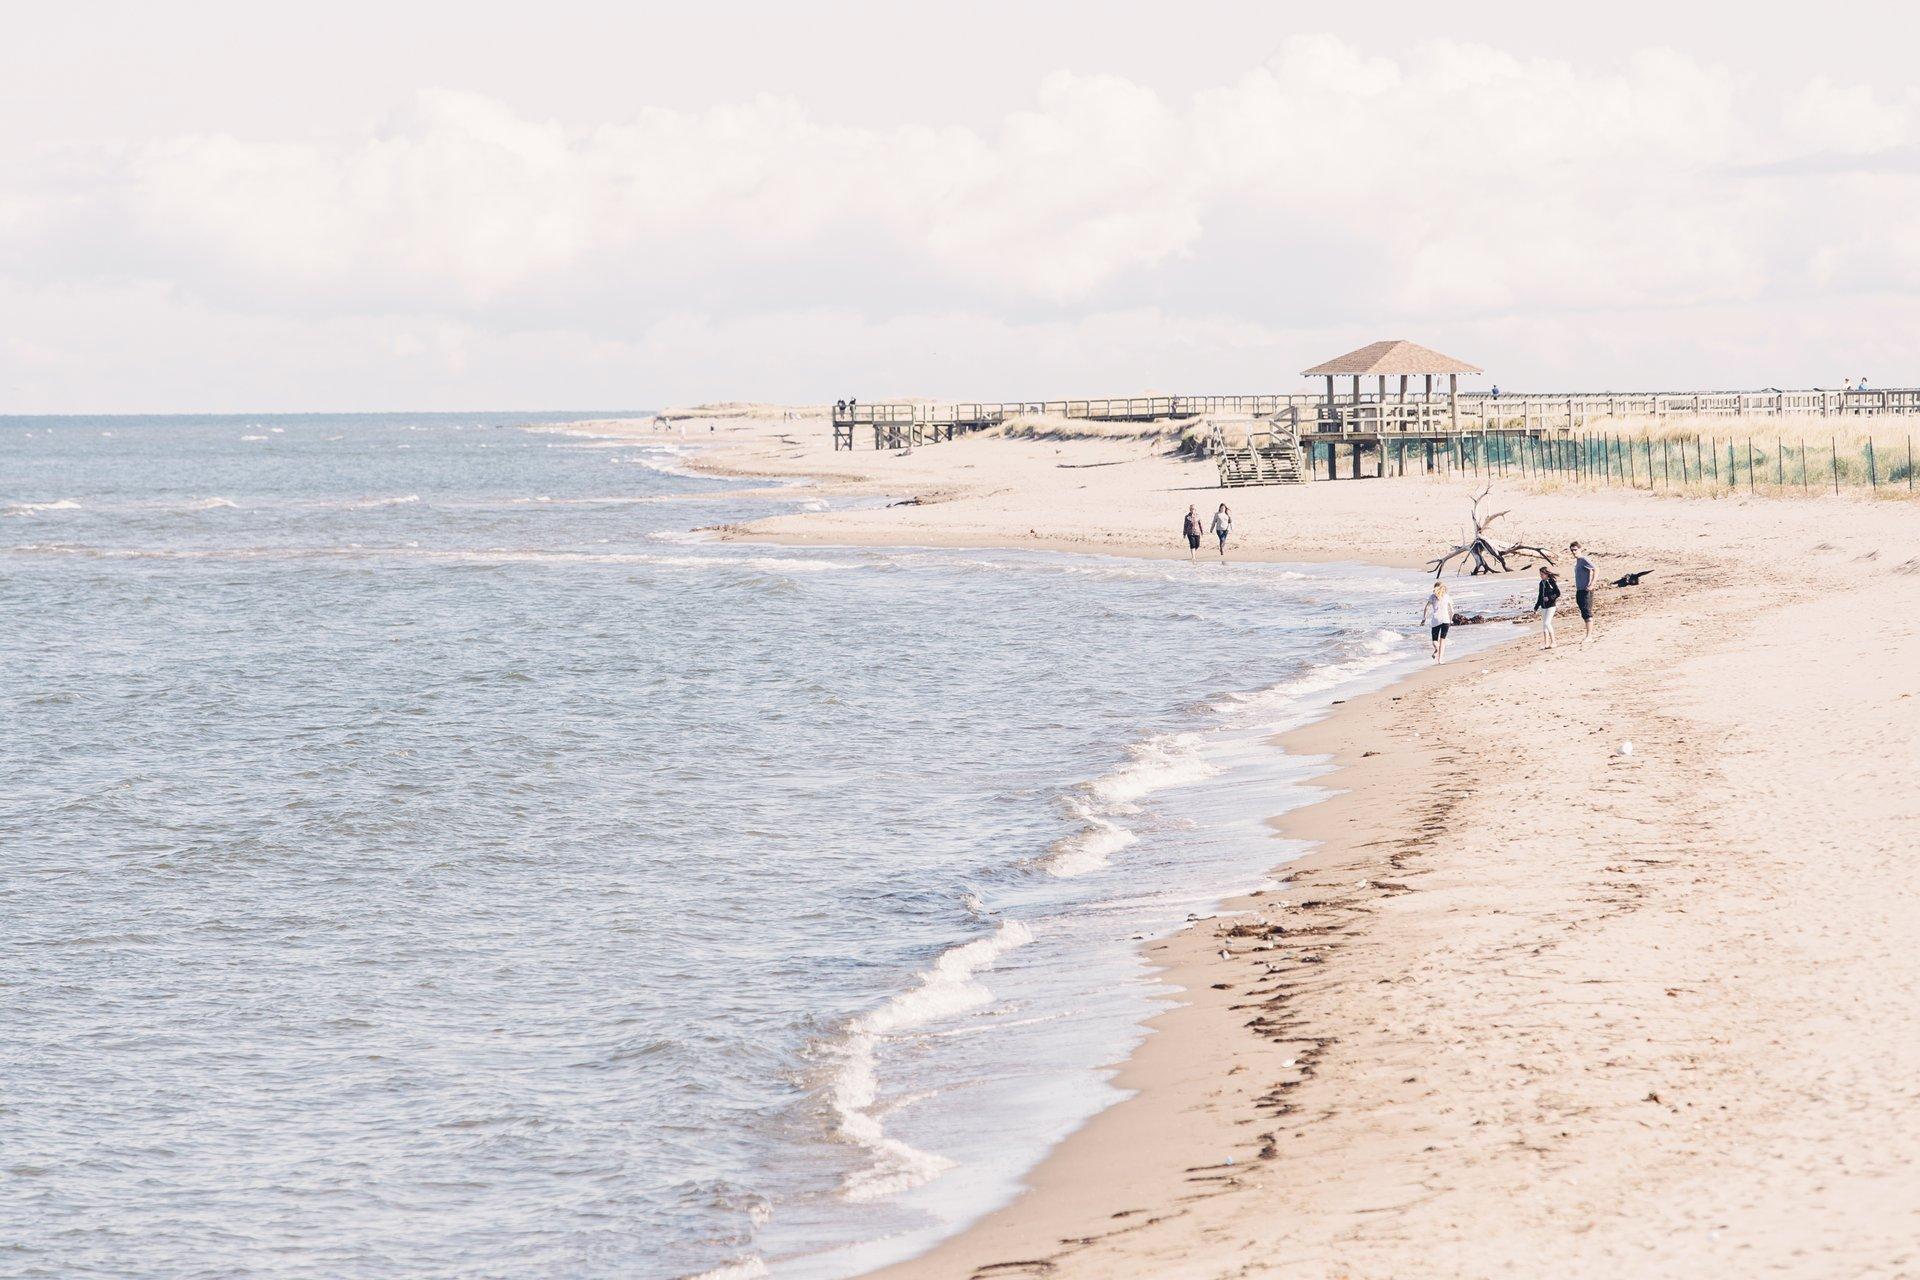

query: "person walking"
(1210, 503), (1233, 557)
(1533, 565), (1562, 649)
(1421, 580), (1453, 661)
(1569, 541), (1598, 643)
(1182, 505), (1205, 561)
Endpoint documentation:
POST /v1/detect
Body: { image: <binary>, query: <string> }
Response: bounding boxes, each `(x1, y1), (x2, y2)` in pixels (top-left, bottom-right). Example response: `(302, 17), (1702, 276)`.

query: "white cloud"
(3, 34), (1919, 410)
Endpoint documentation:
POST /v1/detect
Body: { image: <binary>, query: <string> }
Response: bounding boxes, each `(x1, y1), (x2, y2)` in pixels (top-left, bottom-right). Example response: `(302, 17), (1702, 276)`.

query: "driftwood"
(1427, 487), (1555, 577)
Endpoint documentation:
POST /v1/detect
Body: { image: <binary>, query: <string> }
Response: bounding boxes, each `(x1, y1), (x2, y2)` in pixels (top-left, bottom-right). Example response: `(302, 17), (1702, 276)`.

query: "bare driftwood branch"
(1427, 487), (1558, 578)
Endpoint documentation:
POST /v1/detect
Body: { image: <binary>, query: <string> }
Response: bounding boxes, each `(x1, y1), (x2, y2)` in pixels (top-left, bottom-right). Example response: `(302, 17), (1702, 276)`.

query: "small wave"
(355, 495), (421, 508)
(1216, 634), (1416, 720)
(827, 918), (1032, 1202)
(1040, 804), (1138, 877)
(1040, 733), (1215, 878)
(188, 497), (239, 511)
(684, 1257), (768, 1280)
(1088, 733), (1217, 809)
(239, 435), (268, 442)
(1365, 627), (1403, 653)
(4, 499), (81, 516)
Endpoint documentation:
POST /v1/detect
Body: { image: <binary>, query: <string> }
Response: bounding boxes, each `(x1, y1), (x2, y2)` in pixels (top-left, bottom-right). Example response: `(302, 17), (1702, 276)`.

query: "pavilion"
(1302, 340), (1484, 431)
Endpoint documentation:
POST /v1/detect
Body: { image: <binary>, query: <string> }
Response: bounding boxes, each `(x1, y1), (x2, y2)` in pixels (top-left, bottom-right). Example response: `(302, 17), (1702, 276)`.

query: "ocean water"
(1, 414), (1514, 1279)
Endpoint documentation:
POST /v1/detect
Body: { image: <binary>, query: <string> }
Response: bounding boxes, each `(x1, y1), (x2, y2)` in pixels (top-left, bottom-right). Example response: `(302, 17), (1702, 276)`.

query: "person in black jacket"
(1534, 566), (1562, 650)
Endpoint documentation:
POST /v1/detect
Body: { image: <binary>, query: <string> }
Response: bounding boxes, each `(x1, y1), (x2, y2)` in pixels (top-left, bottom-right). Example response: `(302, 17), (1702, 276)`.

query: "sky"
(4, 0), (1919, 412)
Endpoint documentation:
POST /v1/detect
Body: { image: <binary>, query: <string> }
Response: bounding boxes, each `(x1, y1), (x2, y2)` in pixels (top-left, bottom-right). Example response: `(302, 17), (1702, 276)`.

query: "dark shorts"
(1216, 530), (1228, 544)
(1576, 588), (1594, 620)
(1430, 623), (1450, 641)
(1187, 533), (1201, 549)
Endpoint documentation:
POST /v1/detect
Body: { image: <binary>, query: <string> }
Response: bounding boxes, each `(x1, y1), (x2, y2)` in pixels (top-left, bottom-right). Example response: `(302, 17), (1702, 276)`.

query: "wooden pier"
(830, 395), (1308, 449)
(833, 386), (1920, 452)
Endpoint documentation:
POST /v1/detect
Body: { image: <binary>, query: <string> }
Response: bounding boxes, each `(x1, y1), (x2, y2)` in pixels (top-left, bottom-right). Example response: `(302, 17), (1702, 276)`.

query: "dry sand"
(575, 412), (1920, 1277)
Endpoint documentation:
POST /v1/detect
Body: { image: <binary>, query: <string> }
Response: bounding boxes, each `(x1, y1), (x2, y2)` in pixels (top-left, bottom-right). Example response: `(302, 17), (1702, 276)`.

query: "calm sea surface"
(1, 414), (1509, 1278)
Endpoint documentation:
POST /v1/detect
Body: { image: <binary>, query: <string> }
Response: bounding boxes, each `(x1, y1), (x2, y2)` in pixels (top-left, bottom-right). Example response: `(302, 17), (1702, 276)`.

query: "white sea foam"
(1087, 732), (1217, 808)
(240, 435), (268, 442)
(188, 497), (239, 510)
(4, 499), (81, 515)
(1041, 804), (1138, 878)
(636, 451), (702, 479)
(827, 918), (1033, 1202)
(355, 494), (421, 508)
(685, 1257), (768, 1280)
(1040, 733), (1217, 878)
(1210, 631), (1415, 722)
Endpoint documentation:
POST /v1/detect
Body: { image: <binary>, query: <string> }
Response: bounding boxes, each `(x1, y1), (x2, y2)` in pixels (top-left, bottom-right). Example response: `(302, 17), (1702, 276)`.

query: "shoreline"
(561, 413), (1920, 1277)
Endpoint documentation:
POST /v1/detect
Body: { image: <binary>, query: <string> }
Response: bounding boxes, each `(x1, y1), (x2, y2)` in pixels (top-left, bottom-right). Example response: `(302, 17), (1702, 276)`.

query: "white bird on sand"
(1617, 741), (1635, 757)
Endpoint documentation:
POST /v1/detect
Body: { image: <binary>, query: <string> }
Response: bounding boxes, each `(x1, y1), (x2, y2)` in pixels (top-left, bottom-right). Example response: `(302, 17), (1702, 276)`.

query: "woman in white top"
(1421, 580), (1453, 661)
(1210, 504), (1233, 557)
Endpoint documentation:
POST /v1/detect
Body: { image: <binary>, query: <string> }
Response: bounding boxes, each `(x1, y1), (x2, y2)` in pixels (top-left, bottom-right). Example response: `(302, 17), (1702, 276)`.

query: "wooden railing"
(831, 388), (1920, 449)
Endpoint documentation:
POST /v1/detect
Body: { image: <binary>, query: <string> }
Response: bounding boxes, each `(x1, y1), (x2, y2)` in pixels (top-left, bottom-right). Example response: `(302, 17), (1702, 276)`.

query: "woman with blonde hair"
(1421, 580), (1453, 661)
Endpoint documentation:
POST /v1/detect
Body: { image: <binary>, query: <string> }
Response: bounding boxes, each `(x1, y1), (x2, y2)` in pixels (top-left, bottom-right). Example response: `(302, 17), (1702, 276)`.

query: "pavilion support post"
(1325, 375), (1335, 427)
(1449, 374), (1459, 430)
(1425, 373), (1434, 429)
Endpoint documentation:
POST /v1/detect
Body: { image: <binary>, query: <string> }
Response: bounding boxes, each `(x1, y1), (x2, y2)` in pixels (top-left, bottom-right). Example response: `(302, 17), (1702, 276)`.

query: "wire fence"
(1360, 429), (1919, 496)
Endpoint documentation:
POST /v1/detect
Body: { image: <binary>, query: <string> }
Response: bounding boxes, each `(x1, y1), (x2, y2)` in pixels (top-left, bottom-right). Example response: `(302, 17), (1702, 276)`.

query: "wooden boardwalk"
(832, 387), (1920, 451)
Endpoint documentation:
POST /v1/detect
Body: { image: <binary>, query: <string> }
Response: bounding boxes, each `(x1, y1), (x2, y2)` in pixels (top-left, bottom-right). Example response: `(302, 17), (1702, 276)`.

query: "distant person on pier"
(1211, 504), (1233, 557)
(1491, 384), (1501, 399)
(1858, 376), (1870, 391)
(1182, 505), (1205, 560)
(1422, 580), (1453, 661)
(1570, 542), (1598, 644)
(1533, 566), (1561, 650)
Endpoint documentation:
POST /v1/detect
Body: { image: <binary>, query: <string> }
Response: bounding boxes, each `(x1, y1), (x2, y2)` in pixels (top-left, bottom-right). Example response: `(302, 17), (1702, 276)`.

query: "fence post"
(1868, 437), (1878, 488)
(1662, 438), (1671, 487)
(1832, 437), (1839, 494)
(1801, 439), (1809, 496)
(1747, 438), (1754, 493)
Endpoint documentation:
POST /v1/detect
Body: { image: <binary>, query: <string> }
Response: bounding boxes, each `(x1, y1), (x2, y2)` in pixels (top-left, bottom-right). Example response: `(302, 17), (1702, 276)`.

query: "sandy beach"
(594, 411), (1920, 1277)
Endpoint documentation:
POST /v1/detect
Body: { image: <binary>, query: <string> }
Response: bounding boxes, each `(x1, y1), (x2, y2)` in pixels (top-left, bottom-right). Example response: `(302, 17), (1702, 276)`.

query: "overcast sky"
(5, 0), (1918, 412)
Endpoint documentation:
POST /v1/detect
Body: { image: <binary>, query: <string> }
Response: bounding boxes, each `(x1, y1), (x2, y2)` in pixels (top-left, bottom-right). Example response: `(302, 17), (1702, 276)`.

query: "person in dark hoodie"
(1533, 565), (1562, 649)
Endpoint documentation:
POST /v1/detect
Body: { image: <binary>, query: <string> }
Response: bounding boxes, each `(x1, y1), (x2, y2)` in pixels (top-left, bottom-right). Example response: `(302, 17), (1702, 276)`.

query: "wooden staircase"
(1214, 413), (1307, 487)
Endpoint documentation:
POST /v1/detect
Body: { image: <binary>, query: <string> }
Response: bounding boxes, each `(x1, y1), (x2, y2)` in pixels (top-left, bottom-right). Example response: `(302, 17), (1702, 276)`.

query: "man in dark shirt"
(1570, 541), (1597, 643)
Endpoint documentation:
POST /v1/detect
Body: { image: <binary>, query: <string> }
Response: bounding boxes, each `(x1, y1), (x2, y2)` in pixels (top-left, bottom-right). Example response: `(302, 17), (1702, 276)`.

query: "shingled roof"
(1302, 340), (1483, 377)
